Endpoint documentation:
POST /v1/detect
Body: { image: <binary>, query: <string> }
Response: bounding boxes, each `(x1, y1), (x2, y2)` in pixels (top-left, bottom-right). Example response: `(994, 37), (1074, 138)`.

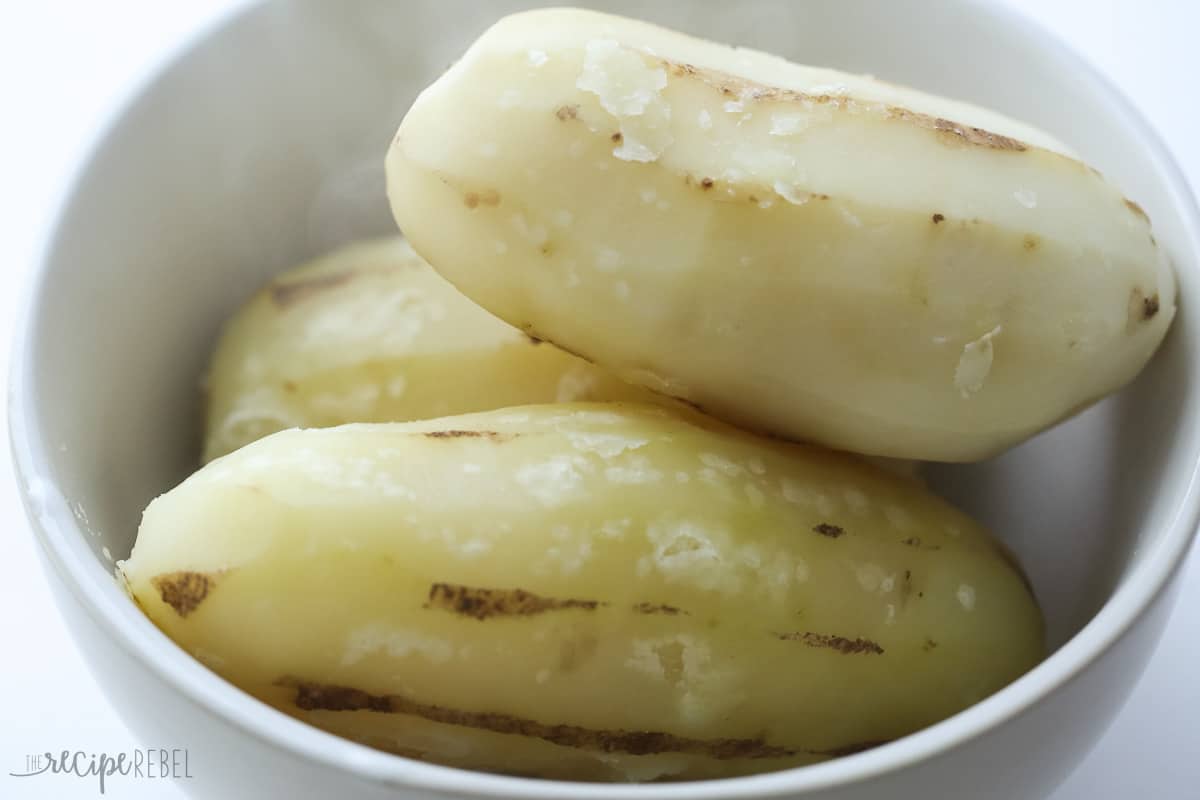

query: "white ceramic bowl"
(11, 1), (1200, 798)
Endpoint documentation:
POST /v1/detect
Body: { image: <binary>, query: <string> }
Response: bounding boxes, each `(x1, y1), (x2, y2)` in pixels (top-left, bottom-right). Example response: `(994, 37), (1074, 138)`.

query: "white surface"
(1, 1), (1197, 798)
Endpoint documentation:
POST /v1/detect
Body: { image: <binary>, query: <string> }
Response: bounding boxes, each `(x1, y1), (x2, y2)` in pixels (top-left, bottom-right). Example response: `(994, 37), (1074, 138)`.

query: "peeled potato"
(124, 403), (1042, 781)
(387, 8), (1175, 462)
(203, 237), (652, 461)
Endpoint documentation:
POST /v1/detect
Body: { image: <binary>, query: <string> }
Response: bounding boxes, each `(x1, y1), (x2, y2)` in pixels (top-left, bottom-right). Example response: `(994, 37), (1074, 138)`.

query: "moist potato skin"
(124, 403), (1043, 780)
(387, 8), (1174, 461)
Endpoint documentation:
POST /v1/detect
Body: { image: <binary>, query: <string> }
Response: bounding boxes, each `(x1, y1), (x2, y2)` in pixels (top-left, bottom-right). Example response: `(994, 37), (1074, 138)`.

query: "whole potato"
(203, 237), (653, 461)
(387, 8), (1174, 461)
(123, 403), (1041, 781)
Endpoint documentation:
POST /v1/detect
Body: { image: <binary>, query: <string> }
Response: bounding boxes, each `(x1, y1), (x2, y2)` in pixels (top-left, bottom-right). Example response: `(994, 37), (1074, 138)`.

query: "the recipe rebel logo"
(8, 748), (192, 794)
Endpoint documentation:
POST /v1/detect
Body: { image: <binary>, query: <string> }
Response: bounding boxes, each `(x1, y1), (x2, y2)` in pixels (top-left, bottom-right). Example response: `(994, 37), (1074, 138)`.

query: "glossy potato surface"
(388, 8), (1175, 461)
(125, 404), (1043, 780)
(204, 237), (652, 461)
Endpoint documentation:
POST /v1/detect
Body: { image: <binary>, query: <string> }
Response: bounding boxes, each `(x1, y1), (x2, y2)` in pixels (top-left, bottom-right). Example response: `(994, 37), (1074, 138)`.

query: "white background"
(2, 1), (1198, 798)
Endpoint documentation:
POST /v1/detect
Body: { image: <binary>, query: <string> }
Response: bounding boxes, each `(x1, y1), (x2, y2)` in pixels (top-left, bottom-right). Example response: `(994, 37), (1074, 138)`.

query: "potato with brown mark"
(387, 8), (1175, 461)
(203, 237), (653, 460)
(123, 403), (1042, 781)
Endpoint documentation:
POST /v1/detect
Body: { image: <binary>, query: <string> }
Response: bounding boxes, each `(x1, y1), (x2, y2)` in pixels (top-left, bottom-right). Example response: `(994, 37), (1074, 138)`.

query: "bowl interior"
(20, 0), (1199, 728)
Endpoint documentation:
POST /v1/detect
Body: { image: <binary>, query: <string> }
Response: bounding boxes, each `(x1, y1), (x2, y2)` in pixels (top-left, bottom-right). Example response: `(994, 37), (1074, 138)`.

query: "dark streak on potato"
(279, 677), (797, 758)
(657, 57), (1030, 152)
(423, 430), (511, 441)
(921, 114), (1028, 151)
(425, 583), (605, 620)
(1124, 198), (1149, 222)
(812, 523), (844, 538)
(632, 602), (688, 616)
(777, 631), (884, 655)
(270, 272), (355, 309)
(151, 571), (220, 617)
(555, 104), (579, 121)
(526, 333), (544, 345)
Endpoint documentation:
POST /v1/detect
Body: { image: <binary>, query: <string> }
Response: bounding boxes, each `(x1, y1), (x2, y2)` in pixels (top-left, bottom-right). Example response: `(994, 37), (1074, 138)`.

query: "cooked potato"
(387, 8), (1174, 462)
(203, 237), (653, 461)
(123, 403), (1041, 781)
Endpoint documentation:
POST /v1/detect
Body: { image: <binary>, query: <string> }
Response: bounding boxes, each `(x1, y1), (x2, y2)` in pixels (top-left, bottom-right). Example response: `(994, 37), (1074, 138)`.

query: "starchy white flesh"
(203, 237), (653, 461)
(124, 404), (1042, 781)
(387, 8), (1175, 461)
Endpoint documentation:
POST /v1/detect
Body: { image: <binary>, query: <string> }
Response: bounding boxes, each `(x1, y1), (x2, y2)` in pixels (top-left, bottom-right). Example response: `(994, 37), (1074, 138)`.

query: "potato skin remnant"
(125, 403), (1044, 780)
(386, 8), (1175, 462)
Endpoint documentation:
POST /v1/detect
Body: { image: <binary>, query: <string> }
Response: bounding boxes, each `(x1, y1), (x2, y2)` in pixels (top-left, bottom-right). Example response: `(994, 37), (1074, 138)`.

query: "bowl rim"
(10, 0), (1200, 797)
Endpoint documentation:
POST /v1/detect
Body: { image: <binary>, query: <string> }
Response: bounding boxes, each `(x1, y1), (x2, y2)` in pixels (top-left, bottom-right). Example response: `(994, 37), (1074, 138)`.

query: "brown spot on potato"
(1023, 234), (1039, 251)
(700, 177), (714, 190)
(748, 194), (759, 204)
(539, 242), (555, 257)
(922, 638), (938, 652)
(900, 536), (940, 551)
(555, 104), (579, 121)
(464, 189), (500, 209)
(151, 571), (220, 617)
(632, 602), (687, 616)
(813, 523), (844, 538)
(282, 380), (298, 393)
(425, 583), (604, 620)
(1128, 288), (1162, 331)
(1124, 198), (1149, 222)
(932, 213), (945, 224)
(777, 631), (884, 655)
(611, 131), (623, 143)
(278, 677), (796, 759)
(269, 272), (354, 309)
(1144, 293), (1160, 320)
